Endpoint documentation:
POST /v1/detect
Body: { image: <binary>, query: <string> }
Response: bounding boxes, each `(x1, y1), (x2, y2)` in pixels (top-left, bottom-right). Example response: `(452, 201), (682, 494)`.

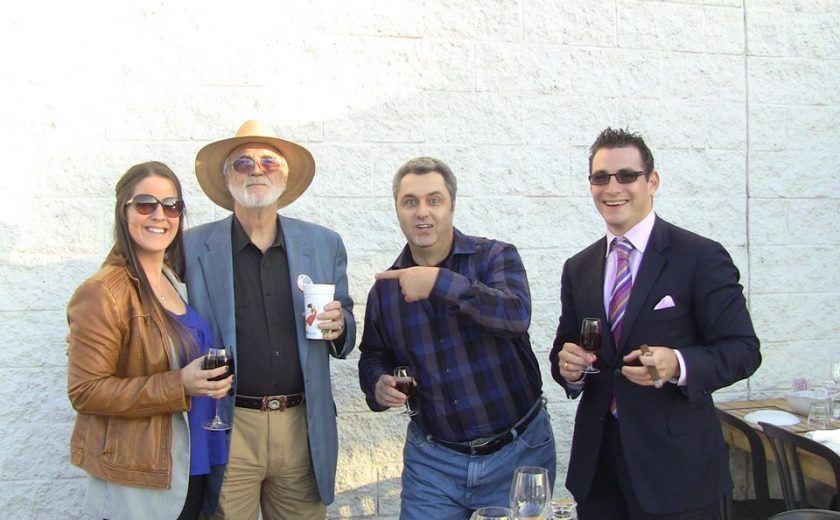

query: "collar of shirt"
(231, 214), (286, 254)
(603, 211), (656, 314)
(604, 210), (656, 257)
(391, 227), (471, 269)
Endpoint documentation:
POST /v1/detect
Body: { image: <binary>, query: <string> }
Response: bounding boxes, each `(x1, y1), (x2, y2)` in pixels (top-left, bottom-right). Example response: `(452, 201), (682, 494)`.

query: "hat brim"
(195, 135), (315, 211)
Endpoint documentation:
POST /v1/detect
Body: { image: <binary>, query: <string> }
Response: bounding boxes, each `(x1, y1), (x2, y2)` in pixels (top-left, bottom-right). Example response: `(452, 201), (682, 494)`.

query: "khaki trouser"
(210, 404), (325, 520)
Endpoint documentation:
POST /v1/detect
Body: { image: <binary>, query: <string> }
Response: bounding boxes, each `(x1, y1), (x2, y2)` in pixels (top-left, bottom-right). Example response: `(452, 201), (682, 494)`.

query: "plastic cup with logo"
(303, 283), (335, 339)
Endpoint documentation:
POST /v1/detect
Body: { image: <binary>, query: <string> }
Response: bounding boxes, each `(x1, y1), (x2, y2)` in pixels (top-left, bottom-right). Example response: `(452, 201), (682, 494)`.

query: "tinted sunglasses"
(125, 194), (184, 218)
(231, 156), (284, 175)
(588, 169), (647, 186)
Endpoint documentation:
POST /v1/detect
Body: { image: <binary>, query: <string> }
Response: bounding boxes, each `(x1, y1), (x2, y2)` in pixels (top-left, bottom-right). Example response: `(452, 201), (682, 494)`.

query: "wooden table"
(716, 399), (838, 487)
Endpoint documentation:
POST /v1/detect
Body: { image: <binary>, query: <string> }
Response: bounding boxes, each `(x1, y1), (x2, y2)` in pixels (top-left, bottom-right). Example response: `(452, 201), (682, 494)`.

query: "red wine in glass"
(393, 366), (418, 416)
(580, 318), (601, 374)
(395, 379), (416, 398)
(202, 348), (233, 431)
(580, 331), (601, 354)
(204, 354), (235, 384)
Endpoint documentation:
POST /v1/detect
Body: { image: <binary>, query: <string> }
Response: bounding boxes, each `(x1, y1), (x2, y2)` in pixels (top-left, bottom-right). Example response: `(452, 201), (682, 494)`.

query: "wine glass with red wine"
(393, 366), (418, 416)
(580, 318), (601, 374)
(202, 347), (234, 431)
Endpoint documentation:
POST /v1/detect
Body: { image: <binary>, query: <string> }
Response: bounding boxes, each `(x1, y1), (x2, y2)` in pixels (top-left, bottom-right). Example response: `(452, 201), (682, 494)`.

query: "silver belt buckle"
(469, 436), (493, 448)
(263, 397), (285, 411)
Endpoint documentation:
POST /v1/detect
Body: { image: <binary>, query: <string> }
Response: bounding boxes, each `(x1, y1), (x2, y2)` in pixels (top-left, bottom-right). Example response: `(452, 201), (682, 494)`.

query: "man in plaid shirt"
(359, 156), (557, 519)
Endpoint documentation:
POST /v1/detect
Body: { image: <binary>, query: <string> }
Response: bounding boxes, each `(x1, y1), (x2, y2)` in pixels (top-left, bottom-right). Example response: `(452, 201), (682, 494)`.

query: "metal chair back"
(769, 509), (840, 519)
(716, 408), (775, 519)
(760, 421), (840, 511)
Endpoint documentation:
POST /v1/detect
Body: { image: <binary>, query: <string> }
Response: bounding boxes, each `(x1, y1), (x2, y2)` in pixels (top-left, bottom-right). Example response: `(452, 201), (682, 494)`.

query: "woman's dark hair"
(111, 161), (195, 359)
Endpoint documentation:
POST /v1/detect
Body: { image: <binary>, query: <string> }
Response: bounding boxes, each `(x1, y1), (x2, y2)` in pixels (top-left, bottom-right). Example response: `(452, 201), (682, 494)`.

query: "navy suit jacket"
(184, 214), (356, 506)
(549, 216), (760, 515)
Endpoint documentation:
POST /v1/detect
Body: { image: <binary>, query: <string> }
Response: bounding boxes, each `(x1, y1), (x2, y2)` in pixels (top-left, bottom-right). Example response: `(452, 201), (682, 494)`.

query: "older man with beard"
(183, 120), (356, 519)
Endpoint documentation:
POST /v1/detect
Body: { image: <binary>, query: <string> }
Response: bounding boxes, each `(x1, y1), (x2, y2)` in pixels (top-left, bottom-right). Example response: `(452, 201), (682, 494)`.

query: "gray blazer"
(184, 214), (356, 507)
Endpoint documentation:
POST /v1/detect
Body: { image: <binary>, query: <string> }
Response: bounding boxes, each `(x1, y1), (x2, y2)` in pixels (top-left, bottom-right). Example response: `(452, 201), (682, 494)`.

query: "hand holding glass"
(510, 466), (551, 519)
(202, 348), (233, 431)
(394, 366), (418, 416)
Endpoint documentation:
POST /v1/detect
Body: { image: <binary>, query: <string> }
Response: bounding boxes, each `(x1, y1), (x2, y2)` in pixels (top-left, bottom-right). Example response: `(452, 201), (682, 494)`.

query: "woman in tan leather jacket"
(67, 162), (233, 520)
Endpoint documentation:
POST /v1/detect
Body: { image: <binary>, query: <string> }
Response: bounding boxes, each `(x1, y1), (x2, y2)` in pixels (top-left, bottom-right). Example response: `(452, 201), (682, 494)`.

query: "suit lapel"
(614, 218), (669, 359)
(280, 216), (313, 368)
(197, 216), (237, 351)
(581, 238), (618, 367)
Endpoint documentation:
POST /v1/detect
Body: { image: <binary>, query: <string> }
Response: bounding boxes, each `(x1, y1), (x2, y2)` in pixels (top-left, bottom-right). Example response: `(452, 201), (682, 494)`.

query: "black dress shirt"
(231, 215), (303, 396)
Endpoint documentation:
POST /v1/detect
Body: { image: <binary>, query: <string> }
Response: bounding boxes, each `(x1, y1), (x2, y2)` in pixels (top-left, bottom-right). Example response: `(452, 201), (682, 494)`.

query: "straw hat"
(195, 120), (316, 211)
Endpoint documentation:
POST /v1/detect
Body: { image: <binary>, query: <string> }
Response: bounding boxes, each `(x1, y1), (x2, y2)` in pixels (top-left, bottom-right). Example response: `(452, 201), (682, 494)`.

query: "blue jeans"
(400, 406), (557, 520)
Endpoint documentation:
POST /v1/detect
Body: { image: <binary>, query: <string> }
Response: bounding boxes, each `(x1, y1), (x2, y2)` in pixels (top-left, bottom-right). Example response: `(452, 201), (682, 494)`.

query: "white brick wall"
(1, 1), (838, 518)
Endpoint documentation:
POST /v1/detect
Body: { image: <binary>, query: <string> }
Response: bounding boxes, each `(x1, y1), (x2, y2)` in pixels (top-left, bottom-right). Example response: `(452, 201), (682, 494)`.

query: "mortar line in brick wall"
(741, 0), (754, 401)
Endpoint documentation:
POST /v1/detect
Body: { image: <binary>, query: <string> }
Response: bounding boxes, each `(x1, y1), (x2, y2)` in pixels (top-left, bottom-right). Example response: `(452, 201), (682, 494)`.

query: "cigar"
(639, 344), (663, 389)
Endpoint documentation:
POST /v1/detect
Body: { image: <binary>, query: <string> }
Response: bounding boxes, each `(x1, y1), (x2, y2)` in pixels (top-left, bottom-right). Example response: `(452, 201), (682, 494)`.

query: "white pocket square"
(654, 295), (675, 310)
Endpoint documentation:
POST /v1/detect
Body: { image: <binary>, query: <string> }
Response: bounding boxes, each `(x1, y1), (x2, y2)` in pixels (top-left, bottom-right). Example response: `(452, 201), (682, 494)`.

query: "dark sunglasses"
(588, 169), (647, 186)
(125, 194), (184, 218)
(231, 156), (284, 175)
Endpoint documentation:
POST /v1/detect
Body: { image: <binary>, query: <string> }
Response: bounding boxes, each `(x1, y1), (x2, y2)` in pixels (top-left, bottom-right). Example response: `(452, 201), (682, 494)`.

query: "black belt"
(432, 399), (543, 456)
(235, 393), (305, 412)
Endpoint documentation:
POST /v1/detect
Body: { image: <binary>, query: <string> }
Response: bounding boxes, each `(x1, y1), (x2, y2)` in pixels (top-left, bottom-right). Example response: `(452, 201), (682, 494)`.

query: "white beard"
(228, 178), (285, 209)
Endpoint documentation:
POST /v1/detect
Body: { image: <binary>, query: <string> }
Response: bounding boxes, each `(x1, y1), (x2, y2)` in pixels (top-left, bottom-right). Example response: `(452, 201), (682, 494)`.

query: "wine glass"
(393, 366), (418, 416)
(473, 506), (513, 520)
(510, 466), (551, 519)
(579, 317), (602, 374)
(202, 347), (234, 431)
(548, 499), (577, 520)
(828, 352), (840, 389)
(828, 352), (840, 385)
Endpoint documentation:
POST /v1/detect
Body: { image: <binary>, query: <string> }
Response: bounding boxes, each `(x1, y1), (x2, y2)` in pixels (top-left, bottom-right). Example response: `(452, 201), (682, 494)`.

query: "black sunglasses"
(231, 156), (284, 175)
(588, 169), (647, 186)
(125, 194), (184, 218)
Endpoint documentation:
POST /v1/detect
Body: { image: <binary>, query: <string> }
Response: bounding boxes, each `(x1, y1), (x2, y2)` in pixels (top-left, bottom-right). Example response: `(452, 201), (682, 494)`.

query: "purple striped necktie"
(609, 237), (634, 344)
(608, 237), (634, 417)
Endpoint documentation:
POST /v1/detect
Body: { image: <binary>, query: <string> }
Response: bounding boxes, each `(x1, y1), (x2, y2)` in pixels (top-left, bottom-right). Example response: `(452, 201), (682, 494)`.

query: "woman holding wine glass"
(66, 162), (233, 520)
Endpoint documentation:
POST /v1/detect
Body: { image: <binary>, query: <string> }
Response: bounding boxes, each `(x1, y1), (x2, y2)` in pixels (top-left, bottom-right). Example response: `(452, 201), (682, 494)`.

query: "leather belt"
(235, 393), (305, 412)
(432, 399), (543, 456)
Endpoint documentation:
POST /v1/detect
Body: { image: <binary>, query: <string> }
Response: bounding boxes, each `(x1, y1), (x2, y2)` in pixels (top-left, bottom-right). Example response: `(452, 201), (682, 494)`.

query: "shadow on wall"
(329, 476), (401, 519)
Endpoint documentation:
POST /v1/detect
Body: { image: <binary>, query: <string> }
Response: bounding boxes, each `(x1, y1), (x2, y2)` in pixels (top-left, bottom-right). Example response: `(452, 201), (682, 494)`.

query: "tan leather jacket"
(67, 254), (189, 489)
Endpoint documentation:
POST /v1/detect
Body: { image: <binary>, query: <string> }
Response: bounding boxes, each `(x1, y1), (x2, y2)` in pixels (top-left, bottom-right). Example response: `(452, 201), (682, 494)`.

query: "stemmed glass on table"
(579, 317), (602, 374)
(510, 466), (551, 519)
(828, 352), (840, 418)
(202, 347), (234, 431)
(393, 366), (418, 416)
(472, 506), (513, 520)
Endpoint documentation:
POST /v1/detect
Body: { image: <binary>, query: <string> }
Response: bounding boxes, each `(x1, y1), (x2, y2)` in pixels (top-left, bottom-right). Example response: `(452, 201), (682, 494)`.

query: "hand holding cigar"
(639, 344), (664, 389)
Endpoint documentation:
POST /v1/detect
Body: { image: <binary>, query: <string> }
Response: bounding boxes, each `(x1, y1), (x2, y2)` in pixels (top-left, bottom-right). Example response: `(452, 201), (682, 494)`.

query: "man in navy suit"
(184, 120), (356, 519)
(549, 128), (760, 519)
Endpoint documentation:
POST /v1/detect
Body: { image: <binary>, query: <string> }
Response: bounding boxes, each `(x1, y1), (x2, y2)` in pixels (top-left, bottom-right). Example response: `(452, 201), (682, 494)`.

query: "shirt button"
(614, 369), (621, 376)
(262, 262), (268, 268)
(274, 351), (280, 357)
(453, 399), (459, 405)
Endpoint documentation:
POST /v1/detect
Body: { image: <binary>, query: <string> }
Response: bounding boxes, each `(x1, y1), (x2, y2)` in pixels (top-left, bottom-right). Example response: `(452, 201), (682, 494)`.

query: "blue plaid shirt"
(358, 228), (543, 442)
